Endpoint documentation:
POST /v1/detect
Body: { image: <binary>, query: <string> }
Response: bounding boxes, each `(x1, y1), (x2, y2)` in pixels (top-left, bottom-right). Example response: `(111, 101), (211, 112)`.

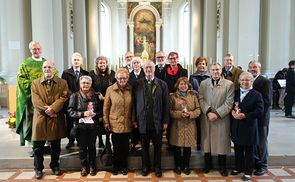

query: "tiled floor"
(1, 166), (295, 181)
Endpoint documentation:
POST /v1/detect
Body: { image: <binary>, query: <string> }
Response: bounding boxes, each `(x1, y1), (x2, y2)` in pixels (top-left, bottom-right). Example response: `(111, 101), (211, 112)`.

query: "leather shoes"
(154, 168), (162, 178)
(182, 167), (191, 175)
(141, 168), (149, 176)
(121, 168), (128, 175)
(254, 168), (267, 176)
(242, 174), (252, 181)
(35, 170), (43, 180)
(285, 114), (295, 119)
(81, 167), (88, 176)
(90, 167), (97, 176)
(219, 168), (228, 176)
(174, 166), (181, 174)
(230, 169), (241, 175)
(52, 166), (61, 176)
(111, 168), (118, 175)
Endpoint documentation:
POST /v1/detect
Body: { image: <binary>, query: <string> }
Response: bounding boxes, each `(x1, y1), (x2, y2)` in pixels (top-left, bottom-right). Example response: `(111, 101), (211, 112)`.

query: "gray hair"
(248, 60), (261, 68)
(79, 75), (92, 83)
(239, 71), (254, 82)
(29, 41), (41, 50)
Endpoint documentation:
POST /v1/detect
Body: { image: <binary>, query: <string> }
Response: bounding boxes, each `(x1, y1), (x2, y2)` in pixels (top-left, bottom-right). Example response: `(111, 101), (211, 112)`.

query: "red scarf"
(167, 65), (179, 76)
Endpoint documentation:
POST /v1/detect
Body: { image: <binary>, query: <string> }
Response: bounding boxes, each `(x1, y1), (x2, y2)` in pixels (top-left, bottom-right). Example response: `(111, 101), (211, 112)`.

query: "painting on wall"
(134, 9), (156, 62)
(128, 2), (139, 17)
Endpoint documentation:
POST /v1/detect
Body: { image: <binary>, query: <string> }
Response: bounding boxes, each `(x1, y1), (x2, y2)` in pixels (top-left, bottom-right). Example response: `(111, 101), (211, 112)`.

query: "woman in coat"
(67, 76), (100, 176)
(170, 77), (201, 175)
(103, 68), (133, 175)
(231, 72), (264, 181)
(89, 56), (116, 148)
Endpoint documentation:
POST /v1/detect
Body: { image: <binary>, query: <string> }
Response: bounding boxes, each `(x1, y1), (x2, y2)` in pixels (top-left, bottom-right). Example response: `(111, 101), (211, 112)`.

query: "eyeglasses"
(168, 57), (178, 60)
(81, 82), (91, 84)
(117, 77), (128, 80)
(125, 56), (133, 59)
(157, 56), (165, 59)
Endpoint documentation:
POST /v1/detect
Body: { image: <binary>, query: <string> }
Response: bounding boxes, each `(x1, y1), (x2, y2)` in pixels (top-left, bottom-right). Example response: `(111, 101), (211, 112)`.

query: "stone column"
(190, 0), (202, 65)
(128, 23), (134, 53)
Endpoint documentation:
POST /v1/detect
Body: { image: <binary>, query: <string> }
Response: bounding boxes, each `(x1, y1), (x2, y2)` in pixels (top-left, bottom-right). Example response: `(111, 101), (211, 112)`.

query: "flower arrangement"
(6, 112), (16, 128)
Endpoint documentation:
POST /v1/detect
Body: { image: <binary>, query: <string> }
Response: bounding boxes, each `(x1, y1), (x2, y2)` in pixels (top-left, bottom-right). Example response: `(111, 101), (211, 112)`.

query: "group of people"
(16, 41), (292, 181)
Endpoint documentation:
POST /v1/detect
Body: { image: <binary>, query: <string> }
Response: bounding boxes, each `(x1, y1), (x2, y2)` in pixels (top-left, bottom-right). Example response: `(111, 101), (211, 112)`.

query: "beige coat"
(103, 83), (133, 133)
(31, 76), (68, 141)
(169, 91), (201, 147)
(198, 78), (234, 154)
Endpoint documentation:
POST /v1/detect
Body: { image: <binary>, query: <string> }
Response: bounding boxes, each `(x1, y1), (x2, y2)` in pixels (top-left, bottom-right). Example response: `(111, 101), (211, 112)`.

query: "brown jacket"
(31, 76), (68, 141)
(103, 83), (133, 133)
(169, 91), (201, 147)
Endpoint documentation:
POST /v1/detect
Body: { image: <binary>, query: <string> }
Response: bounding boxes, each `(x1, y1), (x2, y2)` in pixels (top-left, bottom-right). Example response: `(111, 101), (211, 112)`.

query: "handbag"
(100, 132), (113, 167)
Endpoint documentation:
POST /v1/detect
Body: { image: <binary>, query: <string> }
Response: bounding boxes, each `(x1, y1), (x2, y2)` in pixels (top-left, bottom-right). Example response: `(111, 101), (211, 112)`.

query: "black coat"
(128, 68), (145, 87)
(253, 75), (272, 127)
(286, 68), (295, 95)
(162, 64), (188, 93)
(231, 89), (264, 146)
(61, 67), (89, 95)
(133, 77), (170, 134)
(155, 64), (167, 80)
(89, 69), (116, 96)
(67, 90), (101, 126)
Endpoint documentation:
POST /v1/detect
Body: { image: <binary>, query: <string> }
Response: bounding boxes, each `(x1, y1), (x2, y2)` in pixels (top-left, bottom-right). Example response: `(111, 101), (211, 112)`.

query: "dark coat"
(163, 64), (188, 93)
(231, 89), (264, 146)
(128, 68), (145, 87)
(155, 64), (167, 80)
(222, 66), (243, 90)
(133, 77), (170, 134)
(67, 90), (101, 126)
(253, 75), (272, 127)
(189, 71), (210, 92)
(89, 69), (116, 96)
(286, 68), (295, 95)
(31, 76), (68, 141)
(61, 67), (89, 95)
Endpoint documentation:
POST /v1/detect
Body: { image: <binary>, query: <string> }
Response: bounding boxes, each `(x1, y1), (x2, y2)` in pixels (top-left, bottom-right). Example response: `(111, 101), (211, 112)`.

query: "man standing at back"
(124, 51), (134, 73)
(61, 52), (89, 148)
(155, 51), (167, 80)
(31, 60), (68, 179)
(133, 61), (169, 178)
(222, 53), (243, 90)
(248, 60), (271, 176)
(16, 41), (46, 147)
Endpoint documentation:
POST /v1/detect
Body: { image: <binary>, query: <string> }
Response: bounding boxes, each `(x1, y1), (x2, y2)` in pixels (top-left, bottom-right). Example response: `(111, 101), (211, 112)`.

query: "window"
(178, 2), (190, 66)
(100, 2), (111, 61)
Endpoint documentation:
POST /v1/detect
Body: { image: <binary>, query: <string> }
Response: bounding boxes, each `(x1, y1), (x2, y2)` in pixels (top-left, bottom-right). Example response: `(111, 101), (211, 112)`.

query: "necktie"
(75, 70), (79, 80)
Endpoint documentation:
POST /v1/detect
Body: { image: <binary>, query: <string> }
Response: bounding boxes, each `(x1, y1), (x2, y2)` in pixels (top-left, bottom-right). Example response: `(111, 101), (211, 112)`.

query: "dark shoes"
(111, 168), (118, 175)
(182, 167), (191, 175)
(90, 167), (97, 176)
(34, 170), (43, 179)
(81, 167), (89, 176)
(174, 166), (181, 175)
(203, 166), (211, 173)
(121, 168), (128, 175)
(285, 114), (295, 119)
(254, 168), (267, 176)
(52, 166), (61, 176)
(230, 169), (241, 175)
(141, 168), (149, 176)
(29, 150), (34, 157)
(242, 174), (252, 181)
(154, 168), (162, 178)
(219, 168), (228, 176)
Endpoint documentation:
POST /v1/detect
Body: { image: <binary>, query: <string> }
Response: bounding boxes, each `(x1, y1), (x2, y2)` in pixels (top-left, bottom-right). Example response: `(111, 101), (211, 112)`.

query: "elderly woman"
(103, 68), (133, 175)
(89, 56), (116, 148)
(231, 72), (264, 181)
(67, 76), (100, 176)
(169, 77), (201, 175)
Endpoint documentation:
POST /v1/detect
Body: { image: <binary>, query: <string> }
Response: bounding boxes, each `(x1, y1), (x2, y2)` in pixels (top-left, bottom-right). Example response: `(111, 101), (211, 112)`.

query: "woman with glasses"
(67, 76), (100, 176)
(103, 68), (133, 175)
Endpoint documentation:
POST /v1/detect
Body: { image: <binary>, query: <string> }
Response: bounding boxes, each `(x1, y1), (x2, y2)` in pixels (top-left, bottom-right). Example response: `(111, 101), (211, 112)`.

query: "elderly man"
(124, 51), (134, 72)
(199, 63), (234, 176)
(155, 51), (167, 80)
(222, 53), (243, 90)
(31, 60), (68, 179)
(61, 52), (89, 149)
(16, 41), (47, 147)
(133, 61), (170, 178)
(248, 60), (272, 176)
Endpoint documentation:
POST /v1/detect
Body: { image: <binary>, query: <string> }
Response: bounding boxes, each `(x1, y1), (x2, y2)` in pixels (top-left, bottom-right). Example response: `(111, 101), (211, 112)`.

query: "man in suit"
(61, 52), (89, 148)
(284, 60), (295, 118)
(133, 61), (170, 178)
(248, 60), (272, 176)
(124, 51), (134, 73)
(222, 53), (243, 90)
(155, 51), (166, 80)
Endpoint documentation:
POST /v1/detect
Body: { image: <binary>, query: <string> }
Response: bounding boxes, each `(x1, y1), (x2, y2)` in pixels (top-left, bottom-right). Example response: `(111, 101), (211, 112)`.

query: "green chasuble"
(16, 57), (58, 145)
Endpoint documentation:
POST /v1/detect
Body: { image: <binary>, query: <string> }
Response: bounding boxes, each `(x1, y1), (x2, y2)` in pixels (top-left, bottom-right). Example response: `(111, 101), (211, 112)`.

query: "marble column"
(190, 0), (202, 65)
